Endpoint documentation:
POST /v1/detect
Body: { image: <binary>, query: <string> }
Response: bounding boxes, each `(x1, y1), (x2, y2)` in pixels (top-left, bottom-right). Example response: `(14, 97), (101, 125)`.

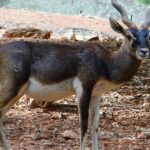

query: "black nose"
(140, 48), (148, 55)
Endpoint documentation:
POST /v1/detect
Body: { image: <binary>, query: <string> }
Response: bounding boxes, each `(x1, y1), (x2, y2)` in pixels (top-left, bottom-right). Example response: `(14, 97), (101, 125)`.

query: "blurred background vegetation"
(139, 0), (150, 4)
(0, 0), (149, 23)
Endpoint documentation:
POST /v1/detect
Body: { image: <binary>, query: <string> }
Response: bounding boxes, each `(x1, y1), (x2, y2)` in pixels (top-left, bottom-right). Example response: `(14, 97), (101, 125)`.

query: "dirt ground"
(0, 8), (149, 150)
(0, 8), (120, 37)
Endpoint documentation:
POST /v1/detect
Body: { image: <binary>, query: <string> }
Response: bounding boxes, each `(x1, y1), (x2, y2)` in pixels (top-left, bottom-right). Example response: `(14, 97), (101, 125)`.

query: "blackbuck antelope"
(0, 0), (150, 150)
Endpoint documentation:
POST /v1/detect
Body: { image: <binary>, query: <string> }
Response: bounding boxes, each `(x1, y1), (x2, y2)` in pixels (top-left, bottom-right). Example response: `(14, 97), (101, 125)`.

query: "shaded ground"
(0, 8), (149, 150)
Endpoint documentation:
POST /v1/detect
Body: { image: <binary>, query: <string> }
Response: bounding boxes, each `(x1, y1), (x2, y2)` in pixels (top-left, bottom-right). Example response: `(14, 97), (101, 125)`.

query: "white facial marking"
(136, 48), (149, 60)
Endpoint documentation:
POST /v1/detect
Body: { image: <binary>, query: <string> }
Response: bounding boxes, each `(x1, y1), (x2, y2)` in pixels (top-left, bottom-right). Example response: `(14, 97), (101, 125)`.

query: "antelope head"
(110, 0), (150, 60)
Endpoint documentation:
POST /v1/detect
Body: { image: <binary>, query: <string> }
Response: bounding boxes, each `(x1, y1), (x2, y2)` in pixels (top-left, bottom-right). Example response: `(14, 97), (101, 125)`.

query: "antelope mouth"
(136, 50), (150, 60)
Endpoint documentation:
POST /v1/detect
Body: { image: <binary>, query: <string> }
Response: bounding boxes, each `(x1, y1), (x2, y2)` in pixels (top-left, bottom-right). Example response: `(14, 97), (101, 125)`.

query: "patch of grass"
(138, 0), (150, 5)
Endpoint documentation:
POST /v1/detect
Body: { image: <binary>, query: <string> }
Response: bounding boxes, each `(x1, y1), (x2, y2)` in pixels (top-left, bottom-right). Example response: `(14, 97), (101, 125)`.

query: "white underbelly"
(26, 77), (75, 102)
(26, 77), (121, 103)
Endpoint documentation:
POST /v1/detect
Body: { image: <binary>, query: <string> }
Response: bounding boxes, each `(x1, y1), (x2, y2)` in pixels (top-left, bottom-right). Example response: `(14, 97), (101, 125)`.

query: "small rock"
(63, 130), (76, 140)
(87, 36), (99, 41)
(59, 112), (67, 119)
(112, 132), (120, 139)
(143, 102), (150, 111)
(110, 39), (118, 48)
(3, 28), (52, 39)
(28, 99), (38, 109)
(34, 129), (41, 140)
(136, 130), (150, 139)
(0, 29), (6, 38)
(64, 30), (76, 41)
(112, 122), (119, 128)
(75, 34), (85, 41)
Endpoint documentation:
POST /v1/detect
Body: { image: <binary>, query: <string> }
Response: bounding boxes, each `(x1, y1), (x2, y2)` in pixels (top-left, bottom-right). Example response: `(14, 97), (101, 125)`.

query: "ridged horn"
(111, 0), (137, 29)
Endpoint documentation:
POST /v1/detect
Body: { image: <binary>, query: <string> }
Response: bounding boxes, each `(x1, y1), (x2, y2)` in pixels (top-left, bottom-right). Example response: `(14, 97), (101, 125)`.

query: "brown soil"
(0, 8), (119, 37)
(0, 8), (149, 150)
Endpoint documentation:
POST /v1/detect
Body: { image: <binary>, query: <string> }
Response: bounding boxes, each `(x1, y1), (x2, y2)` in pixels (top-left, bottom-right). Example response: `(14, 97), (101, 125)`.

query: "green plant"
(138, 0), (150, 5)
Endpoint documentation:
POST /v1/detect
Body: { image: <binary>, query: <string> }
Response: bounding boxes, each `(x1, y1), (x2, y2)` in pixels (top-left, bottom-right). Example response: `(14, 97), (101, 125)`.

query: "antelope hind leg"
(89, 96), (100, 150)
(0, 82), (29, 150)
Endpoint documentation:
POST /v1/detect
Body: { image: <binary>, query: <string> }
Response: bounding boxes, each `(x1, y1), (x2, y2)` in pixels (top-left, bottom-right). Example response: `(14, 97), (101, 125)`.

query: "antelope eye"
(126, 35), (133, 41)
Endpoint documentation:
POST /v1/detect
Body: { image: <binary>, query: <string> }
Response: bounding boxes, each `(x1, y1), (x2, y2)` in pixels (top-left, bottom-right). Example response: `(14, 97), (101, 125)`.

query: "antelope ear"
(109, 18), (126, 35)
